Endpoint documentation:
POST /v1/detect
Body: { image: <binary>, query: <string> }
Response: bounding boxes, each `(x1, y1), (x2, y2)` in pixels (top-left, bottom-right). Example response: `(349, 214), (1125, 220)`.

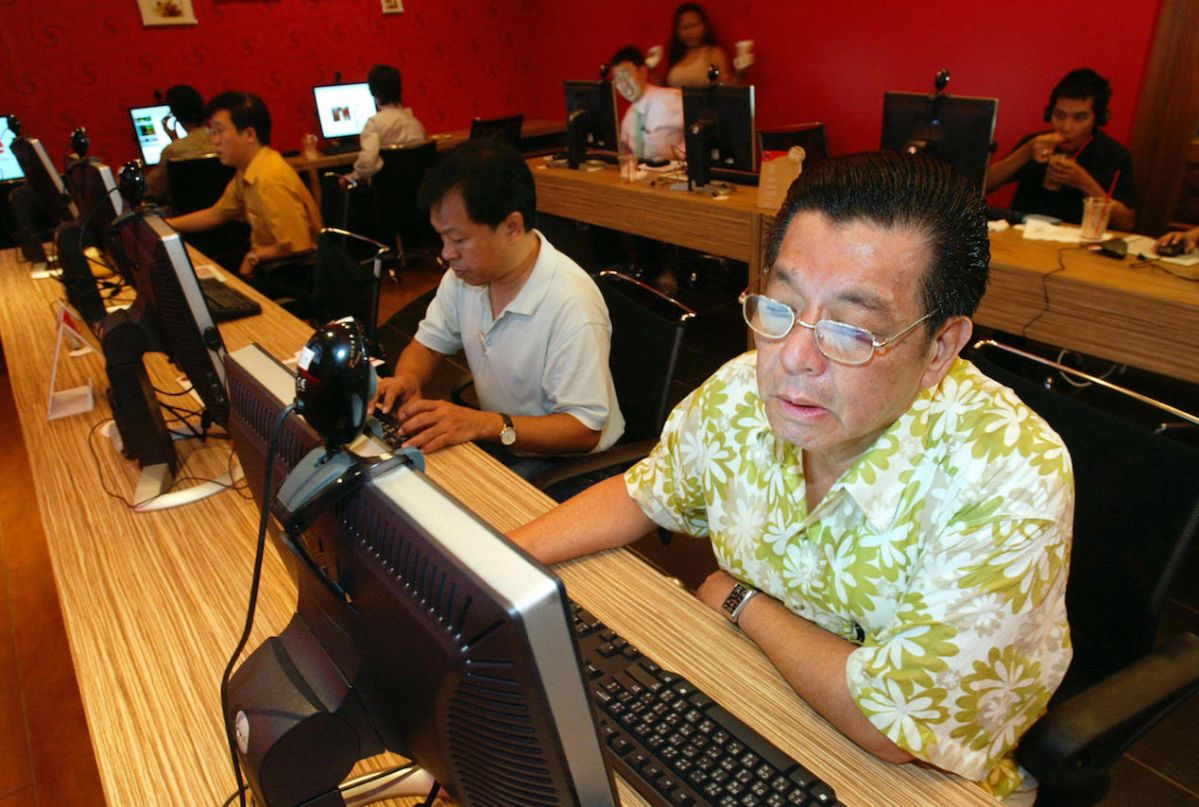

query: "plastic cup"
(619, 151), (638, 182)
(301, 133), (319, 160)
(1080, 197), (1113, 241)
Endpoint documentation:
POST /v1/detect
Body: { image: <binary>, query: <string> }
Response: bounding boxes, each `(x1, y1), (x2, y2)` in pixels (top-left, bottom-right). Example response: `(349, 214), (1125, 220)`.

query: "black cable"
(1132, 254), (1199, 281)
(1021, 245), (1079, 338)
(418, 780), (441, 807)
(219, 784), (248, 807)
(220, 403), (296, 807)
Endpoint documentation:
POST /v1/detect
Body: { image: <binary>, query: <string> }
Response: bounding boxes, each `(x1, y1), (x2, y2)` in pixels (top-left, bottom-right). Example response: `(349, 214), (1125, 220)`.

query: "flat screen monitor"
(313, 82), (377, 141)
(111, 210), (230, 427)
(880, 91), (998, 189)
(1, 115), (23, 181)
(224, 343), (618, 807)
(129, 104), (190, 166)
(11, 136), (76, 223)
(58, 158), (126, 324)
(681, 85), (757, 186)
(564, 80), (618, 166)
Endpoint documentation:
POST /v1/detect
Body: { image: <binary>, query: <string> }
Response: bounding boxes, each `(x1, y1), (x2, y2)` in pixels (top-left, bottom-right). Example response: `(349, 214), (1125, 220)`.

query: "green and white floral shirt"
(626, 353), (1073, 799)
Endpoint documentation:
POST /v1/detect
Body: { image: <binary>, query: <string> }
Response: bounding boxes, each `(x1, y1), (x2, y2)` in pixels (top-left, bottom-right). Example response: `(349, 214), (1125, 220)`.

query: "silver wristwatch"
(721, 582), (759, 625)
(499, 413), (517, 446)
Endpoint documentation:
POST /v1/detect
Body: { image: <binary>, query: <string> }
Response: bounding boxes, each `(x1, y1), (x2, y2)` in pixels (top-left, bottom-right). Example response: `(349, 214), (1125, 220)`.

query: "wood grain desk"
(289, 119), (566, 205)
(532, 158), (770, 282)
(0, 247), (996, 805)
(979, 228), (1199, 384)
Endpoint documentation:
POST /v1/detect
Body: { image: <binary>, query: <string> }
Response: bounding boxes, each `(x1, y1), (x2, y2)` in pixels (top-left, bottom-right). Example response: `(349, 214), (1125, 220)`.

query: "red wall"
(0, 0), (540, 169)
(1, 0), (1162, 208)
(523, 0), (1162, 205)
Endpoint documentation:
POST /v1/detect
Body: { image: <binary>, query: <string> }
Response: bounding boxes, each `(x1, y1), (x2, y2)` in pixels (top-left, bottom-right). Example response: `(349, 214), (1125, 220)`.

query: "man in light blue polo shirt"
(373, 139), (624, 476)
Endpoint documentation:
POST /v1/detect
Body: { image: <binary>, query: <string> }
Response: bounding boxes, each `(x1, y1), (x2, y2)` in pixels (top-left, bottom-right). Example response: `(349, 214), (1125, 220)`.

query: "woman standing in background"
(664, 3), (735, 87)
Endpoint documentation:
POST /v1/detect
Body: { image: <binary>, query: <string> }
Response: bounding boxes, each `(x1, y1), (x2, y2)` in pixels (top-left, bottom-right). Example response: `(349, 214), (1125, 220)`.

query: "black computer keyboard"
(323, 139), (361, 155)
(571, 601), (844, 807)
(367, 410), (409, 449)
(199, 277), (262, 323)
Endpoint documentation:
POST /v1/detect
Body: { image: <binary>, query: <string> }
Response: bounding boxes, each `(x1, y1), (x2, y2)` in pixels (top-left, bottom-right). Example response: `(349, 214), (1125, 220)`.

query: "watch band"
(721, 582), (759, 625)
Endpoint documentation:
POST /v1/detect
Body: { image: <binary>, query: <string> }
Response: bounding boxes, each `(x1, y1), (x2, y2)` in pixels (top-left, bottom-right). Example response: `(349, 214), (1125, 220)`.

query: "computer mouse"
(1157, 241), (1186, 257)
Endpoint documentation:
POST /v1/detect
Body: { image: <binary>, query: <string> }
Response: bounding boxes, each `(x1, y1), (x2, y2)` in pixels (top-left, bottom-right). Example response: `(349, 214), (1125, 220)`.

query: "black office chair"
(166, 153), (250, 271)
(966, 344), (1199, 807)
(757, 122), (830, 170)
(319, 170), (356, 231)
(470, 114), (524, 151)
(370, 141), (438, 276)
(527, 270), (696, 495)
(313, 227), (390, 354)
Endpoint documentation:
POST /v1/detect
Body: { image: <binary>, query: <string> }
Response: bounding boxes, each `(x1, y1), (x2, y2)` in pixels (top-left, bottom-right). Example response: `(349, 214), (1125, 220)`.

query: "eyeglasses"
(740, 292), (931, 366)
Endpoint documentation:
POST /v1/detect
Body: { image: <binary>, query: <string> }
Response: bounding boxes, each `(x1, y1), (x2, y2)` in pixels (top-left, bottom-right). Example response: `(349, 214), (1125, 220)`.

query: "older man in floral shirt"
(512, 151), (1072, 803)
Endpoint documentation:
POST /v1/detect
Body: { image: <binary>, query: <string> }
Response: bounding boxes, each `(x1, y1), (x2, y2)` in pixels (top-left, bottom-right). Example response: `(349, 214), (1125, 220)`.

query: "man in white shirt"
(611, 45), (685, 162)
(340, 64), (427, 186)
(373, 139), (624, 477)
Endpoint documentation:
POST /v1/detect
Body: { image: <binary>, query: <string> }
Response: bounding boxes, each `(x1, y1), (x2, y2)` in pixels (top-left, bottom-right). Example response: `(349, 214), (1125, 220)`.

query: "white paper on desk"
(1124, 235), (1199, 266)
(1021, 219), (1091, 243)
(987, 220), (1010, 233)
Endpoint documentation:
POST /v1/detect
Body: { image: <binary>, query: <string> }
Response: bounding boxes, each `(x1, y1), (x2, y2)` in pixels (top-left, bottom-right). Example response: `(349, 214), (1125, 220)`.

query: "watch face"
(500, 426), (516, 446)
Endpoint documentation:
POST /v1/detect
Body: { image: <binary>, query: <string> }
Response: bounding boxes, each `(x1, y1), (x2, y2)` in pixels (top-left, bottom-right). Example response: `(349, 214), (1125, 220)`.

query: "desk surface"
(287, 118), (567, 172)
(0, 248), (995, 805)
(980, 228), (1199, 384)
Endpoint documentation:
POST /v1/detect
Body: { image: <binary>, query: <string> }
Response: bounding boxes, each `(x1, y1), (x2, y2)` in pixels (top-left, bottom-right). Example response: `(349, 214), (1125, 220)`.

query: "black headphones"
(1043, 68), (1111, 127)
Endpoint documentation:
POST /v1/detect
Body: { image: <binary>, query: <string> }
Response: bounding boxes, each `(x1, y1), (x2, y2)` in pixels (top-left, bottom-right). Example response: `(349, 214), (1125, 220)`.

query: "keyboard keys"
(571, 602), (841, 807)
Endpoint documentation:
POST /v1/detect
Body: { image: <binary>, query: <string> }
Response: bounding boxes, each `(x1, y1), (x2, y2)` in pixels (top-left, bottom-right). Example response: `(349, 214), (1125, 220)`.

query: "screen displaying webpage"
(314, 83), (377, 140)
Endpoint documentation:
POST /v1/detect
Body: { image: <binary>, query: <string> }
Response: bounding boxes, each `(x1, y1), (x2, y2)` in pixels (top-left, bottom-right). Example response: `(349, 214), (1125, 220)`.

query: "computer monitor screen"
(129, 104), (190, 166)
(564, 80), (619, 162)
(682, 85), (757, 185)
(1, 116), (23, 181)
(880, 91), (998, 189)
(224, 344), (618, 807)
(313, 82), (377, 141)
(112, 210), (230, 427)
(11, 136), (75, 223)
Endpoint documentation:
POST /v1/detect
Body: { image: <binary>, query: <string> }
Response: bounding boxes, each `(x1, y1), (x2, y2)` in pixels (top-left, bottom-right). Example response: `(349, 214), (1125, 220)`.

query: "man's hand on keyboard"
(372, 373), (421, 414)
(392, 399), (500, 454)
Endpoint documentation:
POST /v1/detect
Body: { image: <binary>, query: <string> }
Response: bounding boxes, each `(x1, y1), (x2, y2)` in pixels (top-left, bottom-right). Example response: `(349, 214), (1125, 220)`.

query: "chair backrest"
(166, 154), (235, 214)
(757, 123), (830, 170)
(319, 171), (354, 230)
(470, 114), (524, 150)
(598, 270), (696, 442)
(969, 352), (1199, 704)
(371, 141), (438, 253)
(314, 228), (389, 345)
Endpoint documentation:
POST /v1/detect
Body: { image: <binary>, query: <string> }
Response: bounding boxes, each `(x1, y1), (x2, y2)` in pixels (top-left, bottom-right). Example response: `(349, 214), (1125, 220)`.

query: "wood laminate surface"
(0, 247), (995, 805)
(980, 228), (1199, 383)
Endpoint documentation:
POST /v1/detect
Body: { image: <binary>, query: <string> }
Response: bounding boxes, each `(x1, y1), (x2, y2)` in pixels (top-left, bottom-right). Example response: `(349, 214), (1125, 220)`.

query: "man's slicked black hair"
(766, 151), (989, 333)
(205, 91), (271, 145)
(417, 138), (536, 230)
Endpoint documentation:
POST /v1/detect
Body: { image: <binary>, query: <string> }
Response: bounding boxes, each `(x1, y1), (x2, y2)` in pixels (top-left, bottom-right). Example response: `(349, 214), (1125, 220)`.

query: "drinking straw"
(1105, 169), (1121, 201)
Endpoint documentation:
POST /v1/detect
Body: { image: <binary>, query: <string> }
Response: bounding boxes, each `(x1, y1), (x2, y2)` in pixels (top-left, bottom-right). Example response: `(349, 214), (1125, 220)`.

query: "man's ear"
(919, 315), (973, 389)
(240, 125), (258, 145)
(502, 210), (525, 240)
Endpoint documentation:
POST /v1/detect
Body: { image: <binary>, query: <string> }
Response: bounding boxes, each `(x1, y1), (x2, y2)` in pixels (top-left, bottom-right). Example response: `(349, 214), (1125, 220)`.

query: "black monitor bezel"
(880, 91), (999, 190)
(563, 79), (619, 157)
(681, 84), (758, 184)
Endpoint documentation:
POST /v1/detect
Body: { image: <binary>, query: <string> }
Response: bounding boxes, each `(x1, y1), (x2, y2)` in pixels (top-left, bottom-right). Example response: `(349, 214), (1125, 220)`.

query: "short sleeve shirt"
(415, 230), (625, 453)
(626, 353), (1074, 798)
(211, 146), (322, 253)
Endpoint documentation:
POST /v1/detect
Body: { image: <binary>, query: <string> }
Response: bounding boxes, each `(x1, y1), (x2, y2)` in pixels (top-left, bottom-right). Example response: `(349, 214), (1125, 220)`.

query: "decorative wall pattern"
(0, 0), (541, 168)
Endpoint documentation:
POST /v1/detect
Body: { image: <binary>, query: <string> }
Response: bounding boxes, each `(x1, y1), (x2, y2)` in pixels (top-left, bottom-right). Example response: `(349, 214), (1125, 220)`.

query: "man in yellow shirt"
(167, 91), (321, 292)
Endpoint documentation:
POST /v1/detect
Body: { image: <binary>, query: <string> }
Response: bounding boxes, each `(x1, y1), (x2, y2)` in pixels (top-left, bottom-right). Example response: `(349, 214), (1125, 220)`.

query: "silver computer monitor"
(0, 115), (23, 181)
(129, 104), (190, 166)
(312, 82), (377, 141)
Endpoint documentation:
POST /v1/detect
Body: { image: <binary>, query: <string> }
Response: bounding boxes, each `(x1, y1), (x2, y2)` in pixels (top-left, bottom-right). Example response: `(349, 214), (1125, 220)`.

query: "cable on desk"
(220, 403), (296, 807)
(1020, 245), (1082, 338)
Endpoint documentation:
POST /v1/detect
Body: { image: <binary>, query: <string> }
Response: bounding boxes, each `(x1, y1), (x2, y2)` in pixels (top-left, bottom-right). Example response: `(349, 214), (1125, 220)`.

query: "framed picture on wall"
(137, 0), (198, 26)
(381, 0), (404, 13)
